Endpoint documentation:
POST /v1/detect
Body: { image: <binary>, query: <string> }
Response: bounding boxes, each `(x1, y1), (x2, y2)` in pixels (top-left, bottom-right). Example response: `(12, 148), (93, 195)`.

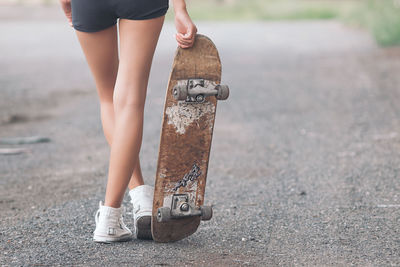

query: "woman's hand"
(59, 0), (73, 27)
(174, 10), (197, 49)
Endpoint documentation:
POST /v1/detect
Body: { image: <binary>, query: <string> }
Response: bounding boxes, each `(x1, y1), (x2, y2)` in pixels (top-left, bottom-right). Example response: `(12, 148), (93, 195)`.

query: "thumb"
(185, 28), (193, 39)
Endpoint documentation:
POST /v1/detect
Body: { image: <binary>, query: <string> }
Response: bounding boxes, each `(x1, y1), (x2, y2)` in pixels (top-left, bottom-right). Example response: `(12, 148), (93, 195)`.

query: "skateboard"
(151, 34), (229, 242)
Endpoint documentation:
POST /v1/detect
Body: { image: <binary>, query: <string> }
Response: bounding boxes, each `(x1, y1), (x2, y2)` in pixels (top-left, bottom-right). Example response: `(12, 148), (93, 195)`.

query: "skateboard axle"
(157, 193), (213, 222)
(180, 203), (190, 211)
(173, 79), (229, 102)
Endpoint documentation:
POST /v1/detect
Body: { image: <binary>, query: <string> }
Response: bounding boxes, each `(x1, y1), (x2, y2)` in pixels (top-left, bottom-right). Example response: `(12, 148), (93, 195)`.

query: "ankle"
(128, 181), (145, 191)
(103, 201), (122, 209)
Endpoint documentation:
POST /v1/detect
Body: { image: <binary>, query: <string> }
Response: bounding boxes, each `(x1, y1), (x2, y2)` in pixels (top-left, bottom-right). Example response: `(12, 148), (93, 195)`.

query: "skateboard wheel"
(216, 85), (229, 100)
(173, 85), (187, 100)
(200, 206), (213, 221)
(157, 207), (171, 223)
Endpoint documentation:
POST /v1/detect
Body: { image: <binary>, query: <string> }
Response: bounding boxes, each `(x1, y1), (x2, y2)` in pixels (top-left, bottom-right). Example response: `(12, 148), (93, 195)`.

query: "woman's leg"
(104, 16), (165, 208)
(73, 25), (145, 191)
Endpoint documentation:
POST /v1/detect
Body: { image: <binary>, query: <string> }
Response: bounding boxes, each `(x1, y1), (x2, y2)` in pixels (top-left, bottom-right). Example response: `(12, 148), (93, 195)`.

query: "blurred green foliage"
(6, 0), (400, 46)
(347, 0), (400, 46)
(167, 0), (400, 46)
(167, 0), (359, 21)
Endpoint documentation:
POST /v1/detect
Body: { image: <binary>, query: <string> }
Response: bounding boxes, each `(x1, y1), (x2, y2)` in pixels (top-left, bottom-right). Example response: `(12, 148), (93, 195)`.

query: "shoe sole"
(136, 216), (152, 240)
(93, 233), (133, 243)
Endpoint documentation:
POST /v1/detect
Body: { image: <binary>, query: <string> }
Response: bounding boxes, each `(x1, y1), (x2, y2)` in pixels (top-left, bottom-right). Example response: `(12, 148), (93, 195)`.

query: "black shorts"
(71, 0), (169, 33)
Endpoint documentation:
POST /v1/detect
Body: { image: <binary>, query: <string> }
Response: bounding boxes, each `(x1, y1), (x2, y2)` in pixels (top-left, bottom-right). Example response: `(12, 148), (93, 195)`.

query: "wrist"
(173, 3), (187, 14)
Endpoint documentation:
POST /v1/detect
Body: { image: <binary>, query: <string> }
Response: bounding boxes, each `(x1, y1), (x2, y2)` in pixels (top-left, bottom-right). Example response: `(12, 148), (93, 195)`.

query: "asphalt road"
(1, 5), (400, 266)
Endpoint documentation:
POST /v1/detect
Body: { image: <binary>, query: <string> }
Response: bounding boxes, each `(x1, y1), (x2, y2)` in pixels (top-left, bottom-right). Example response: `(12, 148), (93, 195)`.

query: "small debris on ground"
(0, 136), (50, 145)
(0, 148), (30, 155)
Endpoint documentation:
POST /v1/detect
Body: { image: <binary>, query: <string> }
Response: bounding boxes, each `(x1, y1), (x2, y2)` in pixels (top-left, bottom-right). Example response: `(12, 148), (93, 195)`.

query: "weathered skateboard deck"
(151, 34), (229, 242)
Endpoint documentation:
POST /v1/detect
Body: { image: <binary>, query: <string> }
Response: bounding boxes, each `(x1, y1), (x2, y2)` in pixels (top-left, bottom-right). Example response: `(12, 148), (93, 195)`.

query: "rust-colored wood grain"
(151, 34), (221, 242)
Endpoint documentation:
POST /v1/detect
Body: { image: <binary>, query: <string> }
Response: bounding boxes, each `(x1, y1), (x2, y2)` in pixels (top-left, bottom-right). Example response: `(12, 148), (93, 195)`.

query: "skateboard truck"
(157, 193), (213, 222)
(173, 79), (229, 103)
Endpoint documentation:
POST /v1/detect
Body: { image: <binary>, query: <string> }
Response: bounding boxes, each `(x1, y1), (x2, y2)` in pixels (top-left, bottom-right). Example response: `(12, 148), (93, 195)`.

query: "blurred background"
(1, 0), (400, 266)
(2, 0), (400, 45)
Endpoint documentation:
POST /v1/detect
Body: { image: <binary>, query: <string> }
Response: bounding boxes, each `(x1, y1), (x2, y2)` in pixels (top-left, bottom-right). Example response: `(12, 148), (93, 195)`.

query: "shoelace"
(117, 205), (127, 230)
(118, 215), (129, 231)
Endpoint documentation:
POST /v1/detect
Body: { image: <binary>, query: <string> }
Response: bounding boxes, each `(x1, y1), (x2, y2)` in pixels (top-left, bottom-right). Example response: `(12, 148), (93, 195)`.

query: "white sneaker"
(129, 184), (154, 239)
(93, 200), (133, 243)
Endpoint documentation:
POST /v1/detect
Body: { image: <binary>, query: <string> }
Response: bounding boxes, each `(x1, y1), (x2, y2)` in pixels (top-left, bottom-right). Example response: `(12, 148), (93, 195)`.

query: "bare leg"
(74, 25), (145, 192)
(104, 16), (165, 208)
